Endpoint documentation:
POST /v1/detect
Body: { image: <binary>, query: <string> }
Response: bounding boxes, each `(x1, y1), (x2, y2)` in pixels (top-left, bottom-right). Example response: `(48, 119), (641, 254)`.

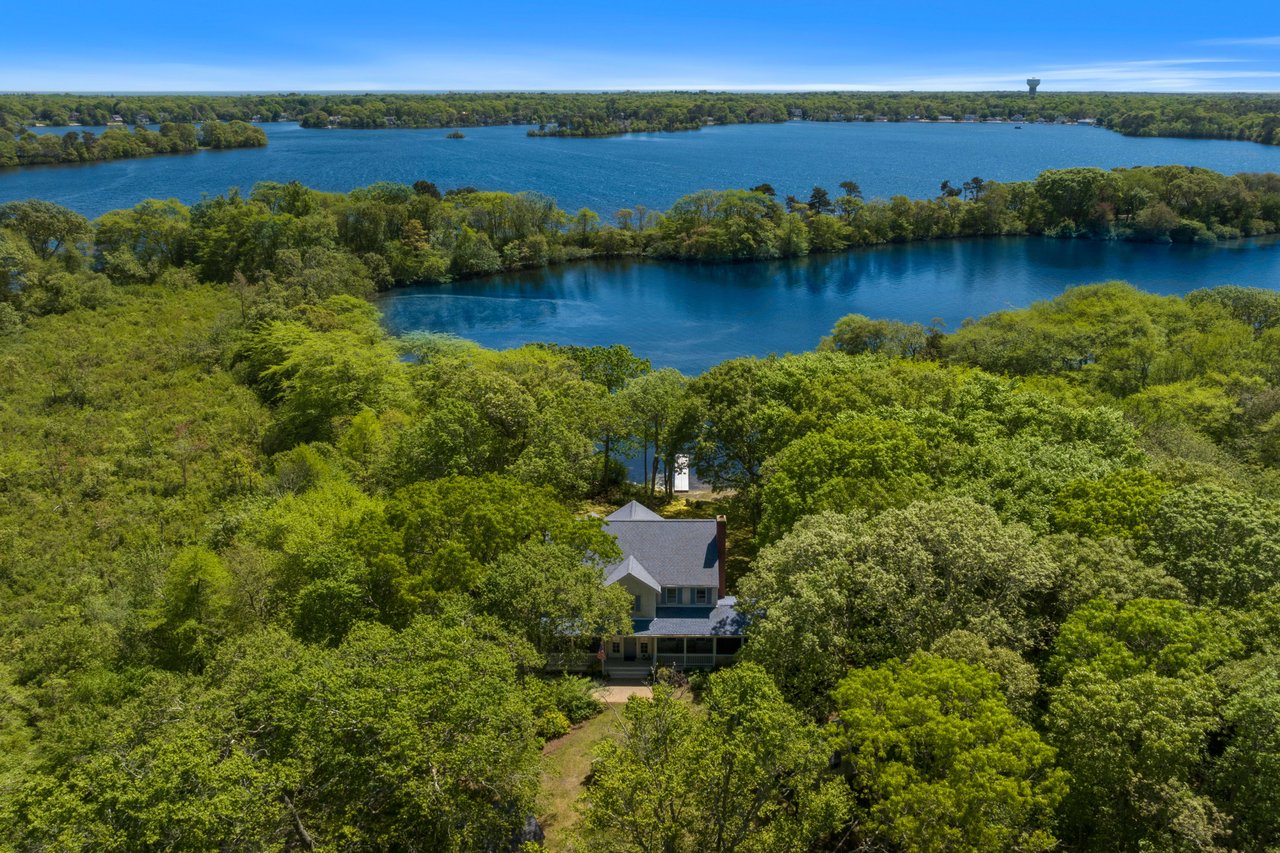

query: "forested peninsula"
(0, 164), (1268, 300)
(0, 120), (267, 169)
(2, 90), (1280, 144)
(3, 161), (1280, 850)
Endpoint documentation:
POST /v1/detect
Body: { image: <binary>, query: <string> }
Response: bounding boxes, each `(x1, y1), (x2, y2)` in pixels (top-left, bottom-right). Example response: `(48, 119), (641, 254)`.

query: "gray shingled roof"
(603, 515), (719, 588)
(631, 598), (747, 637)
(606, 500), (664, 521)
(604, 555), (661, 592)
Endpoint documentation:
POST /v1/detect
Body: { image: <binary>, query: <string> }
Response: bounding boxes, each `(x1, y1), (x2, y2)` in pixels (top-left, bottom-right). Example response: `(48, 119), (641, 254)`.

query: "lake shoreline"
(380, 230), (1280, 295)
(377, 234), (1280, 374)
(6, 120), (1280, 219)
(0, 142), (267, 175)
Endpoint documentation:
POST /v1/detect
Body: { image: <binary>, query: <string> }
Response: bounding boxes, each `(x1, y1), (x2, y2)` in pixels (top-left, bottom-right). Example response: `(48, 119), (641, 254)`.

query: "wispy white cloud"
(3, 54), (1279, 93)
(591, 58), (1280, 93)
(1199, 35), (1280, 46)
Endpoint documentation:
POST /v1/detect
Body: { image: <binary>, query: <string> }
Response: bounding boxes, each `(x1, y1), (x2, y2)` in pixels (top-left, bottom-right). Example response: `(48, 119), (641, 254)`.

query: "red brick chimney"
(716, 515), (727, 598)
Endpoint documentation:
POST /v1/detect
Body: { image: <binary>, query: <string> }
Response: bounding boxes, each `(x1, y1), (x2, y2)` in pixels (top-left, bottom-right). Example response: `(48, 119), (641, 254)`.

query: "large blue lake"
(6, 120), (1280, 219)
(6, 120), (1280, 373)
(378, 236), (1280, 375)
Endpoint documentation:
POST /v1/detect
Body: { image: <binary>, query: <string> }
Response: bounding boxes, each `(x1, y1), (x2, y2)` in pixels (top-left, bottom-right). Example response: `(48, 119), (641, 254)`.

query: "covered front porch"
(604, 634), (743, 672)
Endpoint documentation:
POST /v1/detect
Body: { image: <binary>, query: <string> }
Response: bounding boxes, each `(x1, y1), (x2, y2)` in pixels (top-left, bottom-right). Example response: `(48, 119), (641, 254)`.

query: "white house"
(597, 501), (746, 677)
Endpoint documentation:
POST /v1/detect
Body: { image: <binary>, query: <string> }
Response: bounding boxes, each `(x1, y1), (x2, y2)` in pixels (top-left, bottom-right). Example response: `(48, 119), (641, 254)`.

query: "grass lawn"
(537, 705), (625, 852)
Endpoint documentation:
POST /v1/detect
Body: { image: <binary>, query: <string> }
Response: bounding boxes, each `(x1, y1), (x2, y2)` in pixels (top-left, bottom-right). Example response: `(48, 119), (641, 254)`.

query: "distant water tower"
(1027, 77), (1041, 98)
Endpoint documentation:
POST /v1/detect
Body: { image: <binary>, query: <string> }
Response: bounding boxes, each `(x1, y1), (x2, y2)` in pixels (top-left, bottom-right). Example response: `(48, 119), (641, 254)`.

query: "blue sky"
(6, 0), (1280, 92)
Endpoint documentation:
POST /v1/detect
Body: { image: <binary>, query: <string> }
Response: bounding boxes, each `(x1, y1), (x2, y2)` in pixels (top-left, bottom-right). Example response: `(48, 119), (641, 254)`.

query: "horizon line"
(4, 88), (1279, 97)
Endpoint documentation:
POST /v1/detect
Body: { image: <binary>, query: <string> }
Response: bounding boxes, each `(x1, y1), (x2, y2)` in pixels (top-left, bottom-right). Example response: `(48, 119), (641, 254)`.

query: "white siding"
(674, 454), (690, 492)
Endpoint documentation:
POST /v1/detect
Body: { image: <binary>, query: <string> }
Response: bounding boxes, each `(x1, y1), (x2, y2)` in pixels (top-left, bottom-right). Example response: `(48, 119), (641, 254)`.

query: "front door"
(623, 638), (638, 662)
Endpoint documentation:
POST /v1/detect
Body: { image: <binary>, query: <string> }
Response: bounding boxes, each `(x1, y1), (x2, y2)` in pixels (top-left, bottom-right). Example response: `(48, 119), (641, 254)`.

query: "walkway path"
(593, 680), (653, 704)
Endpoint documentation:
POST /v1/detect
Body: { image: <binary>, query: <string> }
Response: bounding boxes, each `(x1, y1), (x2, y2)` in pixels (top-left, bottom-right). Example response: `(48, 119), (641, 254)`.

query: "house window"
(694, 588), (709, 604)
(611, 642), (620, 654)
(633, 595), (642, 613)
(663, 588), (681, 605)
(657, 638), (683, 655)
(686, 637), (714, 655)
(715, 637), (743, 656)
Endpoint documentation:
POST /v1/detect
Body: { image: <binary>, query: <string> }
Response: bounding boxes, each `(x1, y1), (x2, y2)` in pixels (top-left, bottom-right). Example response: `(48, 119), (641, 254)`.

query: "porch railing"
(656, 653), (716, 669)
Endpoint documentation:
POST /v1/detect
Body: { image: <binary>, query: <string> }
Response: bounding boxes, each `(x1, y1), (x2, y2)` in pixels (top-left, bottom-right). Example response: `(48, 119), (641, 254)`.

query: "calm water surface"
(8, 121), (1280, 373)
(378, 237), (1280, 374)
(6, 121), (1280, 219)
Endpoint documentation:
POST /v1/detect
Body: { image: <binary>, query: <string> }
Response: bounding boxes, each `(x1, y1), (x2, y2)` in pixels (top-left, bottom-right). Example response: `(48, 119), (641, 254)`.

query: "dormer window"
(694, 588), (709, 604)
(663, 588), (681, 605)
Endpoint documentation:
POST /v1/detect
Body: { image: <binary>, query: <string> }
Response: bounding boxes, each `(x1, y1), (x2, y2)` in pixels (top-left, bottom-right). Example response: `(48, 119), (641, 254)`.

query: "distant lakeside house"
(572, 501), (747, 677)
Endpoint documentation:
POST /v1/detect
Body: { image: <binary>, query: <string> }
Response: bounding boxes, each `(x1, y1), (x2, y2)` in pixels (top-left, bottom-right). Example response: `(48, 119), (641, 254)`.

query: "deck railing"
(548, 643), (742, 672)
(656, 653), (717, 669)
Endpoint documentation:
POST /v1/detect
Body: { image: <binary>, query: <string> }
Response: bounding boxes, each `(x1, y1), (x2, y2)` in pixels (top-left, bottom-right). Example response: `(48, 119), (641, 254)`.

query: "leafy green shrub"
(1046, 220), (1079, 239)
(1171, 219), (1215, 244)
(0, 302), (20, 336)
(527, 675), (604, 732)
(549, 675), (604, 724)
(536, 709), (571, 740)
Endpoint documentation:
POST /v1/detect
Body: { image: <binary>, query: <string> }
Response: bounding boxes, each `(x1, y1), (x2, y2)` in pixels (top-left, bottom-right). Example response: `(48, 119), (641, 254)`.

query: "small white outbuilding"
(673, 454), (690, 492)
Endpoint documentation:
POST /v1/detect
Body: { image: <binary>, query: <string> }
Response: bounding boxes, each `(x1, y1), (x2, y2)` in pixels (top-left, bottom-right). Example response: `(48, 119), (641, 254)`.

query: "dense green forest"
(0, 121), (267, 168)
(2, 178), (1280, 850)
(2, 90), (1279, 144)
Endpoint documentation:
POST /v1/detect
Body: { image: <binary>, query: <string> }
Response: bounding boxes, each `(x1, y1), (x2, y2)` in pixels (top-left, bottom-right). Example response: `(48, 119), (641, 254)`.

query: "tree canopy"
(3, 170), (1280, 851)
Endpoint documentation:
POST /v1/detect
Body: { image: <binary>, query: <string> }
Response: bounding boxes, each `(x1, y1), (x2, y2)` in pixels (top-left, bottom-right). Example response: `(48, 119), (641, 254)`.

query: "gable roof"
(606, 500), (663, 521)
(604, 515), (719, 589)
(604, 555), (661, 593)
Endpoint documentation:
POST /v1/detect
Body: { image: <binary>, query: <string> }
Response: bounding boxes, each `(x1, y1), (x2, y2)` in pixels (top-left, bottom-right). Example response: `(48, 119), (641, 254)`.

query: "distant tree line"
(0, 120), (267, 168)
(2, 90), (1279, 144)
